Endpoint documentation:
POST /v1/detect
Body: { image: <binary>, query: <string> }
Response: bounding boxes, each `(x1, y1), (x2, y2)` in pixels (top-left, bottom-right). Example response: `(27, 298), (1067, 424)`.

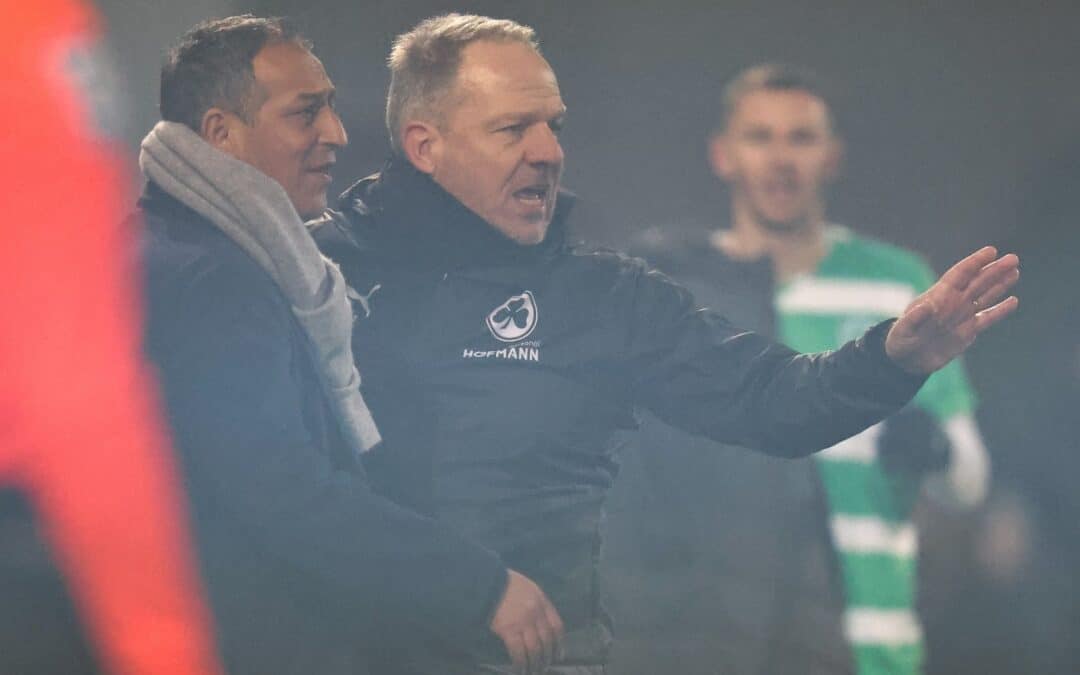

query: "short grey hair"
(385, 13), (539, 152)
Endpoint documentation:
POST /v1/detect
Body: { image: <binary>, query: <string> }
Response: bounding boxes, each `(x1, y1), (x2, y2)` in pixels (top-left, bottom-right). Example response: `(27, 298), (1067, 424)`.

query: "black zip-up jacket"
(311, 159), (926, 667)
(138, 182), (508, 675)
(603, 231), (853, 675)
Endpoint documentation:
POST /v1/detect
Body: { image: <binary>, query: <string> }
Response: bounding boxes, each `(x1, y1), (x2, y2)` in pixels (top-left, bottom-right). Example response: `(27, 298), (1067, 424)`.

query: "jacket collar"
(338, 156), (575, 271)
(139, 179), (196, 219)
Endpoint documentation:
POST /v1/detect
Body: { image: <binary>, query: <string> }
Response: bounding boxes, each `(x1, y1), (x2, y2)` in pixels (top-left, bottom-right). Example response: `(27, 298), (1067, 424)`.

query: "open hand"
(886, 246), (1019, 374)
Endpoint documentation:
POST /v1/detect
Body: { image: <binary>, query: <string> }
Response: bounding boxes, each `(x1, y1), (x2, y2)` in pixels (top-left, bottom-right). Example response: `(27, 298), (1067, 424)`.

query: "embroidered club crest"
(486, 291), (538, 342)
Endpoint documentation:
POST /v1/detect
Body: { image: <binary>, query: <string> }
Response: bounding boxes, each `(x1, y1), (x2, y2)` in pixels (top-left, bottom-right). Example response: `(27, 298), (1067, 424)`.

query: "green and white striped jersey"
(776, 226), (977, 675)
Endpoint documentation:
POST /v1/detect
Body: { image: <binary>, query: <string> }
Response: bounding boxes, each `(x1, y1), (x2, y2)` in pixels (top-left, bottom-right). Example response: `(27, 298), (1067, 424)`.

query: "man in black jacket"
(312, 13), (1018, 674)
(138, 16), (562, 675)
(603, 65), (983, 675)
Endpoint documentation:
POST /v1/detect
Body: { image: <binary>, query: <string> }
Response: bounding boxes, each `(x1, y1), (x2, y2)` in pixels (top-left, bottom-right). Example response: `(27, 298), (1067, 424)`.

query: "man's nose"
(524, 124), (564, 166)
(765, 140), (799, 168)
(319, 108), (348, 148)
(770, 137), (803, 159)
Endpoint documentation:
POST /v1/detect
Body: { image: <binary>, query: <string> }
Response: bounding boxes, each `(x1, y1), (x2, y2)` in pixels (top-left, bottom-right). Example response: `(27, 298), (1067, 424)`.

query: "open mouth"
(513, 184), (550, 207)
(308, 162), (335, 180)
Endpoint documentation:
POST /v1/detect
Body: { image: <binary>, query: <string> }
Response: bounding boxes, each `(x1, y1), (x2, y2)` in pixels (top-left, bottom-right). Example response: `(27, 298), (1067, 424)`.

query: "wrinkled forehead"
(447, 41), (562, 113)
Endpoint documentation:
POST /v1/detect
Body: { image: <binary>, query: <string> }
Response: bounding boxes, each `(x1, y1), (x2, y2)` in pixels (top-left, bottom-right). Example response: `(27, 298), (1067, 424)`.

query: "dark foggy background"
(95, 1), (1079, 673)
(100, 0), (1080, 261)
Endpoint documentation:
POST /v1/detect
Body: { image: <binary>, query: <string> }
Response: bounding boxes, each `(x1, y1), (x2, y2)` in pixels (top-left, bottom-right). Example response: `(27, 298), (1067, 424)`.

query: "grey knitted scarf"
(140, 121), (381, 454)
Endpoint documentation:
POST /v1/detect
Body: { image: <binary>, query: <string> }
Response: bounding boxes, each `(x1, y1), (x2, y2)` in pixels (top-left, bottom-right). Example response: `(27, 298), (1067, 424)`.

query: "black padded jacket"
(310, 159), (925, 668)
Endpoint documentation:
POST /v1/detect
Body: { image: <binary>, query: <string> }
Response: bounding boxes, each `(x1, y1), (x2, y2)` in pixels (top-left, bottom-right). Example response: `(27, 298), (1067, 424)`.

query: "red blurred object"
(0, 1), (222, 674)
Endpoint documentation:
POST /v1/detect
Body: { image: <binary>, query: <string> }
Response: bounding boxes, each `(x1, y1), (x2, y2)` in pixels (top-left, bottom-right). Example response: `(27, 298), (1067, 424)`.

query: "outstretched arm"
(622, 248), (1017, 458)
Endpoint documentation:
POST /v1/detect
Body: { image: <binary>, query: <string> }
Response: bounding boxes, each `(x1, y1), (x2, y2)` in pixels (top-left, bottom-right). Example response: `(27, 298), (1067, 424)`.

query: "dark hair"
(160, 14), (311, 131)
(717, 63), (838, 134)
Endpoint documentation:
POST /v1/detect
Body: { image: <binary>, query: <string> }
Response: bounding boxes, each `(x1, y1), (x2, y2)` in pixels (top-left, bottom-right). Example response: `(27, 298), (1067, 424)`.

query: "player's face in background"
(711, 88), (840, 233)
(421, 40), (566, 245)
(222, 41), (347, 219)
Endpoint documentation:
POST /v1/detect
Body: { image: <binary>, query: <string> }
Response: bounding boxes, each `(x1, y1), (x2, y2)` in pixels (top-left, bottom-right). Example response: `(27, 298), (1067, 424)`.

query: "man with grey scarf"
(136, 16), (562, 675)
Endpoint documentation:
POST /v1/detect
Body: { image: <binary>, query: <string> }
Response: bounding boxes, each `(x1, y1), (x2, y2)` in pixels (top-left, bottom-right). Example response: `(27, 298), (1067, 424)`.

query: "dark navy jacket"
(138, 182), (507, 675)
(311, 159), (925, 667)
(602, 229), (852, 675)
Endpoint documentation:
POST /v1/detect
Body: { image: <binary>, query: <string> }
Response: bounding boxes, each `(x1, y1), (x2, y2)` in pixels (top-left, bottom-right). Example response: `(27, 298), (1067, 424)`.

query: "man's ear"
(200, 107), (237, 153)
(401, 120), (441, 175)
(707, 131), (734, 181)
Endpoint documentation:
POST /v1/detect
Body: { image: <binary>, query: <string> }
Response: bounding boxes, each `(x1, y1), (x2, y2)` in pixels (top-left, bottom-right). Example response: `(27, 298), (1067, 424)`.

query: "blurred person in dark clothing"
(0, 1), (222, 673)
(312, 15), (1018, 674)
(604, 64), (993, 675)
(137, 15), (562, 675)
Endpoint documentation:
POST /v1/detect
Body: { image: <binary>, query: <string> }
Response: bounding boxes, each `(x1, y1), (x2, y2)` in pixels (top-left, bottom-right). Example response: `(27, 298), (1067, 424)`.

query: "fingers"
(938, 246), (999, 291)
(545, 602), (565, 662)
(526, 624), (549, 674)
(510, 621), (557, 675)
(971, 267), (1020, 309)
(974, 295), (1019, 334)
(525, 597), (562, 674)
(522, 628), (542, 675)
(538, 614), (556, 671)
(503, 633), (528, 674)
(938, 253), (1019, 331)
(962, 254), (1020, 307)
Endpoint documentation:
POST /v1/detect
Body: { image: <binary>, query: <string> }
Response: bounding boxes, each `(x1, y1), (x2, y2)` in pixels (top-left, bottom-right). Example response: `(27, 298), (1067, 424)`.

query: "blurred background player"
(604, 64), (990, 675)
(0, 1), (222, 674)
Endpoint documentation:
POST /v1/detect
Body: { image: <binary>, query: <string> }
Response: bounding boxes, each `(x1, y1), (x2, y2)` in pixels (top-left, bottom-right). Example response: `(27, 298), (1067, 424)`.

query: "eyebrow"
(291, 89), (336, 105)
(489, 107), (568, 126)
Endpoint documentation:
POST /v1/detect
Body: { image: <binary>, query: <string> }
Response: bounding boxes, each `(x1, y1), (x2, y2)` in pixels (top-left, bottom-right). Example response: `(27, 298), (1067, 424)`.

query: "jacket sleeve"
(151, 255), (507, 649)
(622, 262), (927, 457)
